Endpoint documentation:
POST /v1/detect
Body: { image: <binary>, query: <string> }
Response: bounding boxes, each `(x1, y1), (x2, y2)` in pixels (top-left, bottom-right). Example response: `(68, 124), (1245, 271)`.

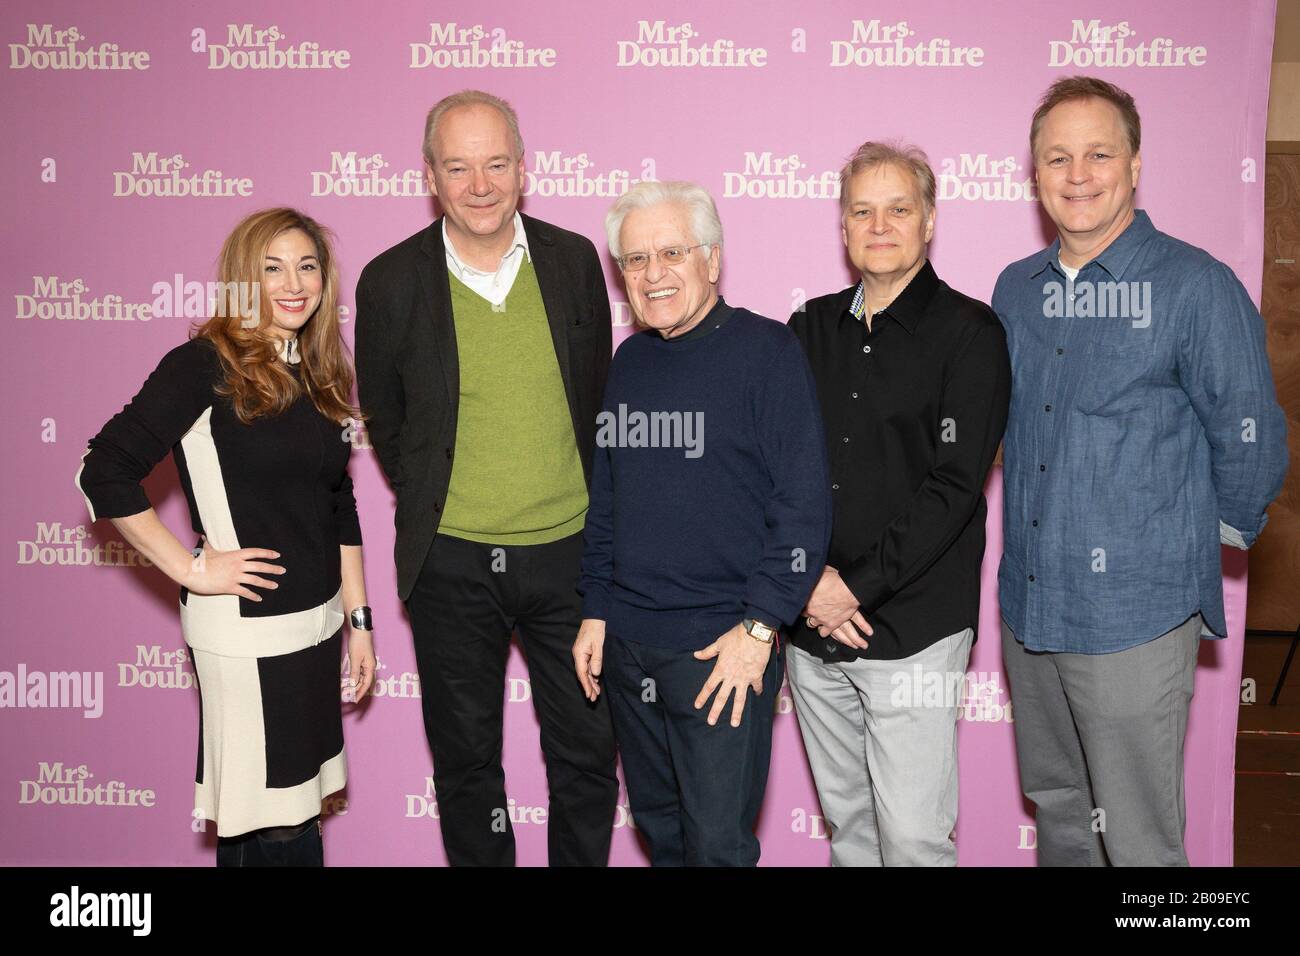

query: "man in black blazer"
(354, 90), (617, 866)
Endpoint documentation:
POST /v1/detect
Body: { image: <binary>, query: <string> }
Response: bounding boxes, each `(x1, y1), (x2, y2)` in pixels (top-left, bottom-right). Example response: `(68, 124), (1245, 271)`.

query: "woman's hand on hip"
(181, 536), (285, 601)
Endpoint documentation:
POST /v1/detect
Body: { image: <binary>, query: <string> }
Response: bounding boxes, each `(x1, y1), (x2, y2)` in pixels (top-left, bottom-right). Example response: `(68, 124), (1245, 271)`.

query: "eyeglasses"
(617, 244), (707, 272)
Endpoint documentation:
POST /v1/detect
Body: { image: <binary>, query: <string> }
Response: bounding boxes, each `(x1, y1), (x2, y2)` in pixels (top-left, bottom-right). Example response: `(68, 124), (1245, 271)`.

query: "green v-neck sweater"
(438, 257), (588, 544)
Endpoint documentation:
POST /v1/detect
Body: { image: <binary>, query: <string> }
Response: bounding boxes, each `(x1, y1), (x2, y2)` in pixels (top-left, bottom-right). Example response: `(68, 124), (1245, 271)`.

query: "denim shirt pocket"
(1073, 331), (1159, 416)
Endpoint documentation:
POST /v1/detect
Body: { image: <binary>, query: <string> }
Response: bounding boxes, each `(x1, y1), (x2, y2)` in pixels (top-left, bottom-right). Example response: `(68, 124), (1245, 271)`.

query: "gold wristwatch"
(743, 618), (777, 644)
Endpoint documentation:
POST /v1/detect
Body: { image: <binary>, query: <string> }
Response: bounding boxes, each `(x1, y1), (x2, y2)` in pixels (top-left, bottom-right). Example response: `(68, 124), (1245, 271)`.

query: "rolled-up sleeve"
(75, 340), (213, 523)
(1177, 262), (1289, 546)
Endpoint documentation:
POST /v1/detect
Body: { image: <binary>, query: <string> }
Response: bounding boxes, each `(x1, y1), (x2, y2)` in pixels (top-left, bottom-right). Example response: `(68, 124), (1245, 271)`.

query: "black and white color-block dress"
(75, 334), (362, 837)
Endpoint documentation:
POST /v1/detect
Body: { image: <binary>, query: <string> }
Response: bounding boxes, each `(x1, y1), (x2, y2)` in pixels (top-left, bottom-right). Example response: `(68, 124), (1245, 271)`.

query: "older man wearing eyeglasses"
(572, 180), (832, 866)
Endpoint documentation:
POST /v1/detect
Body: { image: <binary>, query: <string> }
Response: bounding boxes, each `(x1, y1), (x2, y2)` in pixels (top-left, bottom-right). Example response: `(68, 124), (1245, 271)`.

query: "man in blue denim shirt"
(992, 76), (1287, 866)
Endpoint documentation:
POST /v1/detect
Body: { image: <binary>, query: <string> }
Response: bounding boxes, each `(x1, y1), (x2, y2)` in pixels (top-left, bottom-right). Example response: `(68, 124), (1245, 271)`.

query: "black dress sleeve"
(333, 460), (363, 546)
(75, 338), (215, 522)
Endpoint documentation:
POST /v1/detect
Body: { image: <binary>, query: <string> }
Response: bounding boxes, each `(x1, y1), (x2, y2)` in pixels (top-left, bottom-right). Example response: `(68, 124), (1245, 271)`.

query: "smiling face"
(425, 103), (525, 251)
(263, 227), (322, 338)
(841, 162), (934, 286)
(1033, 96), (1141, 260)
(618, 202), (720, 339)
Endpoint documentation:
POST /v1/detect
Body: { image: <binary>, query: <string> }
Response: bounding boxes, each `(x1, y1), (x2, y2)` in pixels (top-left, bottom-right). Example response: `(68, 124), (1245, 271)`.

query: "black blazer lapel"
(523, 213), (582, 430)
(417, 219), (458, 412)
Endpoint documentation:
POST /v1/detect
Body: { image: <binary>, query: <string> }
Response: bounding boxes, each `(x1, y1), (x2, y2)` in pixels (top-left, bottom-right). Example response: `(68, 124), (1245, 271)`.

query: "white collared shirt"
(443, 211), (531, 307)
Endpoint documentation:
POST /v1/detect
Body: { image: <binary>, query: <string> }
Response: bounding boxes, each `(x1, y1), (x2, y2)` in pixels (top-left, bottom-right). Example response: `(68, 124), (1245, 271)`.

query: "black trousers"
(406, 530), (618, 866)
(603, 633), (781, 866)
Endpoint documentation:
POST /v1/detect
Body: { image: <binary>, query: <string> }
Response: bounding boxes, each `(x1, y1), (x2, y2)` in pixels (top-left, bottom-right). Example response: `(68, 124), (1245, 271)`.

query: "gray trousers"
(787, 628), (973, 866)
(1000, 615), (1200, 866)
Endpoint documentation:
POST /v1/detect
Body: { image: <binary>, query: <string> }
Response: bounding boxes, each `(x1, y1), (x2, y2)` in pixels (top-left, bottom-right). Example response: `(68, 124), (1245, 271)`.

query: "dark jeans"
(216, 817), (323, 867)
(405, 530), (618, 866)
(603, 632), (782, 866)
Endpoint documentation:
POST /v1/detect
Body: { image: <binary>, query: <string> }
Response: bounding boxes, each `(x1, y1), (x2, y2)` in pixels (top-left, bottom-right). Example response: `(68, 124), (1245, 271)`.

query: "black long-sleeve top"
(787, 260), (1011, 661)
(75, 336), (362, 620)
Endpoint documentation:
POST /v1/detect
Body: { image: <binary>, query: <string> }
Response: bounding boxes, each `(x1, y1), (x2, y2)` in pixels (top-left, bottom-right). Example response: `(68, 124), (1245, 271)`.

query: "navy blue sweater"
(578, 299), (832, 651)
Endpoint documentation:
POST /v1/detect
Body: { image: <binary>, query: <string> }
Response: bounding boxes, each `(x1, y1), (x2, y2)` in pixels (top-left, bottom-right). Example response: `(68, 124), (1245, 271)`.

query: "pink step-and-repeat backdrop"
(0, 0), (1275, 865)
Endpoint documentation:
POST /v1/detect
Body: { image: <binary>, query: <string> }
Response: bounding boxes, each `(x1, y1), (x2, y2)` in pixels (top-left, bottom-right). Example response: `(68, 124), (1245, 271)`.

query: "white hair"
(604, 180), (723, 260)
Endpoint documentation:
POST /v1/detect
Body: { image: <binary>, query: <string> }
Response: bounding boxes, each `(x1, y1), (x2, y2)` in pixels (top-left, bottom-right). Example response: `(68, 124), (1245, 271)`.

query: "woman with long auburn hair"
(75, 207), (375, 866)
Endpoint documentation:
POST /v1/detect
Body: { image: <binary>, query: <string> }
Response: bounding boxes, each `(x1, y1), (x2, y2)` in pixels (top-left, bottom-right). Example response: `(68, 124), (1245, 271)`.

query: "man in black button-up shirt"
(787, 141), (1010, 866)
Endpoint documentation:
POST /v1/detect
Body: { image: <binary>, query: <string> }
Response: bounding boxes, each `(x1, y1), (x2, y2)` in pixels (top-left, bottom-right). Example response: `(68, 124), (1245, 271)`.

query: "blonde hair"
(839, 140), (937, 216)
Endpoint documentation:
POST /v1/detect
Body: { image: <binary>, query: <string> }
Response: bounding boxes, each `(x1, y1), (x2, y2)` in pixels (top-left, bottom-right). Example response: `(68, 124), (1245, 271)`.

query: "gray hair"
(838, 140), (937, 216)
(605, 180), (724, 261)
(422, 89), (524, 168)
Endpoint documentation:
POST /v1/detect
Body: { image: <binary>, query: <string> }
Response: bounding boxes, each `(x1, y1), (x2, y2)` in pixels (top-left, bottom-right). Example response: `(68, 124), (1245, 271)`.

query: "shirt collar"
(443, 211), (530, 280)
(846, 258), (940, 334)
(1028, 208), (1155, 281)
(273, 334), (300, 365)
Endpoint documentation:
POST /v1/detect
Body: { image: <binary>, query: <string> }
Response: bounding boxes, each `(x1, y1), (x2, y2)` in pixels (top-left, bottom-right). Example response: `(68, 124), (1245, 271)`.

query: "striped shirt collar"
(848, 281), (867, 321)
(845, 259), (940, 334)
